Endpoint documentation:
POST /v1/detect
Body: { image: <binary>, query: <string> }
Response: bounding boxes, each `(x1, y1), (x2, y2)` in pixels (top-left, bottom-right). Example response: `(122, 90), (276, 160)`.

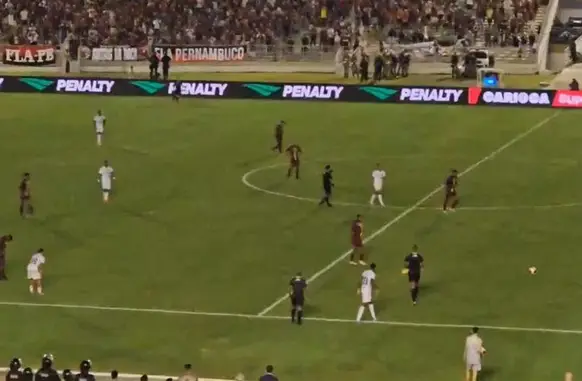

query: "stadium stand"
(0, 0), (547, 63)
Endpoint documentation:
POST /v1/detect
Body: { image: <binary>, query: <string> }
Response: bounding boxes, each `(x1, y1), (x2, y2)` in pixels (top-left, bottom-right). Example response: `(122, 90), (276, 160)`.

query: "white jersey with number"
(372, 169), (386, 192)
(464, 333), (484, 371)
(360, 269), (376, 303)
(99, 166), (114, 191)
(94, 115), (106, 133)
(26, 252), (45, 280)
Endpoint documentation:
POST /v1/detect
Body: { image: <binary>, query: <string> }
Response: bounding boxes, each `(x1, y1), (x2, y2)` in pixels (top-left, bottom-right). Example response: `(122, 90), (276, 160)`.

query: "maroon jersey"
(19, 179), (30, 200)
(286, 145), (302, 165)
(351, 220), (363, 247)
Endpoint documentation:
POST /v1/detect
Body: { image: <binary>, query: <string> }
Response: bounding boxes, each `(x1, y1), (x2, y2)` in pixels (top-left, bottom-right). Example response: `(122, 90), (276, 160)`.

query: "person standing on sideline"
(464, 327), (486, 381)
(177, 364), (197, 381)
(259, 365), (278, 381)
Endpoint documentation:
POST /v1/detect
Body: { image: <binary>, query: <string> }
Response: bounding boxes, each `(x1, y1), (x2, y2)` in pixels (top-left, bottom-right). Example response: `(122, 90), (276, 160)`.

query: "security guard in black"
(74, 360), (95, 381)
(34, 356), (60, 381)
(6, 358), (23, 381)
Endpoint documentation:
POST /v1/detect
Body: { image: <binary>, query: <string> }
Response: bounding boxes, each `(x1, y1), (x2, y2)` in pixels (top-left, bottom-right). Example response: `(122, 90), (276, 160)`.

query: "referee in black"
(404, 244), (424, 305)
(289, 271), (307, 325)
(318, 164), (333, 207)
(259, 365), (278, 381)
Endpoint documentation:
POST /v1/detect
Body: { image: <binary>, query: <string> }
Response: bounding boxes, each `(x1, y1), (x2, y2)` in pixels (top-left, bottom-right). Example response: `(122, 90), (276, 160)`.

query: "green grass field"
(0, 72), (580, 381)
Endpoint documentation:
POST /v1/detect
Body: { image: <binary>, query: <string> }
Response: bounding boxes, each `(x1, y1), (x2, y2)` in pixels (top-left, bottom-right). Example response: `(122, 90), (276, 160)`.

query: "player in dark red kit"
(443, 169), (459, 213)
(272, 120), (285, 153)
(0, 234), (13, 280)
(349, 214), (366, 265)
(286, 144), (302, 179)
(19, 172), (33, 218)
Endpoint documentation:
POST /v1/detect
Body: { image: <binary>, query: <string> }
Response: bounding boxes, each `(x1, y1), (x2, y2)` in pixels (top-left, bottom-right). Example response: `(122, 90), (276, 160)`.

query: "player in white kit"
(464, 327), (486, 381)
(93, 110), (106, 146)
(98, 160), (115, 203)
(27, 249), (46, 295)
(356, 263), (378, 322)
(370, 164), (386, 206)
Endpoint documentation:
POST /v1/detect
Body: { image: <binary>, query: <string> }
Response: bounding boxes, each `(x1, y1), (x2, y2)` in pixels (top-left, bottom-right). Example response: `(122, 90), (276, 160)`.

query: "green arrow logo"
(20, 77), (54, 91)
(130, 81), (166, 94)
(243, 83), (281, 97)
(359, 87), (398, 101)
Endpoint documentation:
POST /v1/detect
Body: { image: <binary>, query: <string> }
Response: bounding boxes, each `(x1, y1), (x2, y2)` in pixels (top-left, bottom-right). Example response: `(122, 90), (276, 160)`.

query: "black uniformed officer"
(161, 51), (171, 81)
(318, 165), (333, 207)
(74, 360), (95, 381)
(22, 369), (33, 381)
(6, 358), (23, 381)
(404, 244), (424, 305)
(34, 355), (60, 381)
(258, 365), (278, 381)
(289, 272), (307, 325)
(62, 370), (73, 381)
(110, 370), (118, 380)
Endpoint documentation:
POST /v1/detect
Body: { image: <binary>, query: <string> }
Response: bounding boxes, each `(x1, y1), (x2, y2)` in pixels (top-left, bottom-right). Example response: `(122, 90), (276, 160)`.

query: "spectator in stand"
(259, 365), (278, 381)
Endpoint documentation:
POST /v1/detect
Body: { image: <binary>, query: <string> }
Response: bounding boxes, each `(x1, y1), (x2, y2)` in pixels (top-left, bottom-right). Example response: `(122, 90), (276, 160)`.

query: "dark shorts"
(323, 188), (332, 196)
(20, 196), (30, 202)
(290, 294), (304, 307)
(352, 240), (363, 249)
(446, 189), (457, 197)
(408, 272), (421, 283)
(290, 159), (299, 167)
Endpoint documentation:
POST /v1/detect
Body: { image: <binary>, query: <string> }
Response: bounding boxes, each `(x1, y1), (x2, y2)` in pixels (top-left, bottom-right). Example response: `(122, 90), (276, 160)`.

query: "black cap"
(9, 358), (21, 370)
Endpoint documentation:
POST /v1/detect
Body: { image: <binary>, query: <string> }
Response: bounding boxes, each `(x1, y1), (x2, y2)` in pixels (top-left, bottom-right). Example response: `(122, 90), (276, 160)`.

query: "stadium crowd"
(0, 0), (543, 50)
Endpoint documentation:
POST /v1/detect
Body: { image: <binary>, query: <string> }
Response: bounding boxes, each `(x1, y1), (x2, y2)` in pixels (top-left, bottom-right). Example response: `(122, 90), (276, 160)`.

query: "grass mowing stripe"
(0, 300), (581, 335)
(256, 111), (562, 317)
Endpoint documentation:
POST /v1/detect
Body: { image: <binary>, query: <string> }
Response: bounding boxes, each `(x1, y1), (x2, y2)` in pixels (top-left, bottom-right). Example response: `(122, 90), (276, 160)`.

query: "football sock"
(368, 304), (377, 320)
(291, 308), (296, 322)
(297, 310), (303, 325)
(37, 286), (43, 294)
(287, 168), (292, 178)
(378, 195), (385, 206)
(356, 306), (365, 321)
(359, 253), (365, 261)
(29, 285), (34, 294)
(452, 199), (459, 209)
(370, 195), (376, 204)
(19, 205), (24, 216)
(97, 135), (102, 146)
(103, 193), (109, 202)
(349, 252), (355, 262)
(412, 287), (419, 302)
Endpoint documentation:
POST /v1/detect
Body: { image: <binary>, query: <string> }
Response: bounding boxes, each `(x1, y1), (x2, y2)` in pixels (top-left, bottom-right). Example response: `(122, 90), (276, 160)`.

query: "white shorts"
(96, 128), (104, 134)
(373, 184), (383, 193)
(101, 181), (111, 192)
(466, 362), (481, 372)
(361, 287), (373, 303)
(27, 266), (41, 280)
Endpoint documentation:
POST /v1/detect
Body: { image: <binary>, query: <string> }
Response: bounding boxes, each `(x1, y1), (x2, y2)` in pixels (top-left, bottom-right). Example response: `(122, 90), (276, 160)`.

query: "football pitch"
(1, 73), (582, 381)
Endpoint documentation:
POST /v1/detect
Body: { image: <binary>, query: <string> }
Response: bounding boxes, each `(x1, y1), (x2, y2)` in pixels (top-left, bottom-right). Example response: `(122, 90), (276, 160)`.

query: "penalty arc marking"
(241, 161), (582, 212)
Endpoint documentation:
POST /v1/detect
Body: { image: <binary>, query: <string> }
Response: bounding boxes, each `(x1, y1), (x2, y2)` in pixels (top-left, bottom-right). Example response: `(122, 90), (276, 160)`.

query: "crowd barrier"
(1, 75), (581, 108)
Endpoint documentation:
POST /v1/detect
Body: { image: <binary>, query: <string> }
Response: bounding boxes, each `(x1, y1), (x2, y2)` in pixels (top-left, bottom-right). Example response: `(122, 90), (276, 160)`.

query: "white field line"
(0, 300), (581, 335)
(242, 165), (582, 211)
(256, 111), (562, 316)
